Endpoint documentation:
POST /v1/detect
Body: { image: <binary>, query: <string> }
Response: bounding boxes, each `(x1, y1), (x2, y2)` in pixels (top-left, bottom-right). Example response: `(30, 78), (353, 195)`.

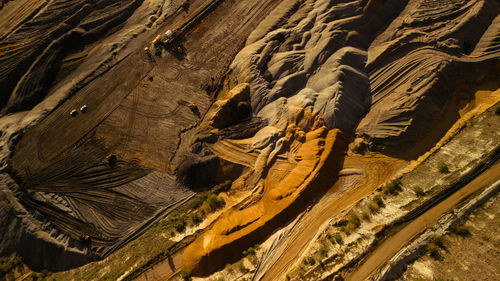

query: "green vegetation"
(494, 105), (500, 115)
(361, 210), (370, 220)
(302, 256), (315, 266)
(413, 186), (425, 197)
(152, 218), (186, 233)
(369, 194), (384, 213)
(334, 233), (342, 243)
(438, 162), (449, 173)
(341, 212), (361, 234)
(427, 235), (445, 259)
(199, 193), (225, 215)
(150, 191), (225, 234)
(242, 246), (256, 256)
(237, 261), (248, 273)
(189, 212), (203, 225)
(373, 195), (384, 206)
(382, 179), (402, 195)
(0, 256), (22, 277)
(179, 269), (191, 281)
(427, 243), (440, 259)
(326, 232), (342, 244)
(432, 234), (444, 248)
(319, 242), (329, 257)
(224, 263), (233, 273)
(213, 180), (232, 194)
(449, 223), (470, 236)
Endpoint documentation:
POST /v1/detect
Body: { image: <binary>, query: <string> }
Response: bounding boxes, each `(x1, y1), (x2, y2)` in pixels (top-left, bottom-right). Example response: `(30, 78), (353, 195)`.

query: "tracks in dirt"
(346, 159), (500, 281)
(257, 154), (406, 281)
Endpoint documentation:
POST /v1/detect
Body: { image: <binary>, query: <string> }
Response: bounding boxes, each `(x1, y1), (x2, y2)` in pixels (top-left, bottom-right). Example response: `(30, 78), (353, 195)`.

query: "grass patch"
(28, 269), (52, 281)
(199, 193), (225, 215)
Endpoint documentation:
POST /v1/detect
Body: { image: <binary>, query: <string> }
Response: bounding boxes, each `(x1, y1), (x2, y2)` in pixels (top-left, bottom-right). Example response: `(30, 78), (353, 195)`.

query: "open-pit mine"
(0, 0), (499, 280)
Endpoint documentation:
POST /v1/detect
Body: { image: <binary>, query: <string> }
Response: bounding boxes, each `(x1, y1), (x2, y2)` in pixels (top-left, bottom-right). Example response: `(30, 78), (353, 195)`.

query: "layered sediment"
(1, 0), (500, 276)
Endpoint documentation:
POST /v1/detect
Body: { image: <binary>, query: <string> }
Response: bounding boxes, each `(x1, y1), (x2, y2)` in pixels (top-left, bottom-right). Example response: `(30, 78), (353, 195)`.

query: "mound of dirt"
(1, 0), (500, 276)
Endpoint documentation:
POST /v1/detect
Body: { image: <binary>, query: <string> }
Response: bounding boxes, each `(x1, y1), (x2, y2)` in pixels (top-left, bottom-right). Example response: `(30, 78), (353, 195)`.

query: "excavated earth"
(0, 0), (500, 278)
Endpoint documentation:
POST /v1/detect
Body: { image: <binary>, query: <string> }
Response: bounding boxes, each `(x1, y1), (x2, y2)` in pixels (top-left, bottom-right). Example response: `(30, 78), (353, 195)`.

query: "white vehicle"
(161, 30), (175, 45)
(80, 105), (87, 112)
(70, 109), (78, 117)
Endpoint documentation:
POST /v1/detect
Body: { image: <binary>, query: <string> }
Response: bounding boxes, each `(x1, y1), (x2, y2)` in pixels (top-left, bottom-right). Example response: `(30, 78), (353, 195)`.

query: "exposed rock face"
(208, 83), (251, 129)
(1, 0), (500, 275)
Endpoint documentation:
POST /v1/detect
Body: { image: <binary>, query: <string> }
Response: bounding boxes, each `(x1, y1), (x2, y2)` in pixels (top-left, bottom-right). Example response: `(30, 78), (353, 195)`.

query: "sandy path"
(346, 160), (500, 281)
(259, 154), (406, 281)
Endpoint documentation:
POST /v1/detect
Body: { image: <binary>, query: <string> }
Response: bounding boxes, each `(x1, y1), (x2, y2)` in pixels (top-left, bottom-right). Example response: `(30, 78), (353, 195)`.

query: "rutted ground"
(1, 0), (500, 279)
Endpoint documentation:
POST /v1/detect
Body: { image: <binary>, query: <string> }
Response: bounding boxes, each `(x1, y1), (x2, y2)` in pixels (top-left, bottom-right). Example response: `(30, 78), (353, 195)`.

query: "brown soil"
(402, 192), (500, 281)
(182, 128), (349, 276)
(346, 160), (500, 281)
(259, 152), (406, 281)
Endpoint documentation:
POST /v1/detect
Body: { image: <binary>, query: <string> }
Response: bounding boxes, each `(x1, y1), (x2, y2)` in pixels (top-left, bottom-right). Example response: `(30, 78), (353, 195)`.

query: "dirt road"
(346, 160), (500, 281)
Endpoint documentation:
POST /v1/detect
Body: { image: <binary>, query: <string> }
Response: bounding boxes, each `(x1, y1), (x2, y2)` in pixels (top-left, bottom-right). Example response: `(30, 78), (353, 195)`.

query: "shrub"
(449, 224), (469, 236)
(438, 162), (449, 173)
(319, 242), (329, 256)
(213, 180), (232, 194)
(361, 211), (370, 220)
(334, 233), (342, 244)
(179, 269), (191, 281)
(413, 186), (425, 197)
(188, 195), (208, 210)
(189, 212), (203, 225)
(495, 105), (500, 115)
(173, 219), (186, 233)
(427, 243), (440, 259)
(200, 194), (225, 215)
(237, 261), (248, 273)
(432, 235), (444, 248)
(242, 247), (255, 256)
(373, 195), (384, 207)
(369, 202), (380, 213)
(382, 179), (402, 195)
(302, 256), (315, 266)
(348, 213), (361, 228)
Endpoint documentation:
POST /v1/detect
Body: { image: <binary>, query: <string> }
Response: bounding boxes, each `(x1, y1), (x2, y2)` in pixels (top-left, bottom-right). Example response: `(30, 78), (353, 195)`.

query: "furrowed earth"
(0, 0), (499, 280)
